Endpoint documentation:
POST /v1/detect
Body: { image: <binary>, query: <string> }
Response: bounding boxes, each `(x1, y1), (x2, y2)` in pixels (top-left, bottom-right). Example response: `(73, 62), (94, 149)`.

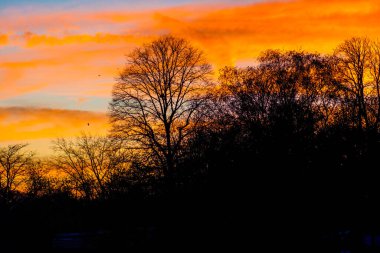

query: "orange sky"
(0, 0), (379, 155)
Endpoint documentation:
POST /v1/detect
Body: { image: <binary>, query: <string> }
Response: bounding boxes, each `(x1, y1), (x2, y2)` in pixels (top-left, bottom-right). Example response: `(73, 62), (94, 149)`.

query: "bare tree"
(109, 35), (212, 182)
(25, 159), (52, 197)
(0, 144), (34, 201)
(335, 37), (372, 130)
(52, 134), (129, 199)
(370, 40), (380, 128)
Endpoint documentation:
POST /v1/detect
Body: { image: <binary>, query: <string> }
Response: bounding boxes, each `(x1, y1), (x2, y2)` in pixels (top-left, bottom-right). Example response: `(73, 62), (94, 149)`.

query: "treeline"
(1, 35), (380, 251)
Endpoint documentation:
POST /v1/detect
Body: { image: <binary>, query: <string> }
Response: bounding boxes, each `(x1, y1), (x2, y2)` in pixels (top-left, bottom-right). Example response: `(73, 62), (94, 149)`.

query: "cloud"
(0, 43), (127, 99)
(6, 0), (380, 64)
(142, 0), (380, 66)
(24, 33), (142, 47)
(0, 34), (8, 45)
(1, 0), (380, 102)
(0, 107), (109, 142)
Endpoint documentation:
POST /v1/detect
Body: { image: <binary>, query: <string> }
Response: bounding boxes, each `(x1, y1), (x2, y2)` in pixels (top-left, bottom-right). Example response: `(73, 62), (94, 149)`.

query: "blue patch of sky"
(0, 45), (22, 56)
(1, 0), (265, 11)
(0, 93), (110, 112)
(0, 0), (193, 10)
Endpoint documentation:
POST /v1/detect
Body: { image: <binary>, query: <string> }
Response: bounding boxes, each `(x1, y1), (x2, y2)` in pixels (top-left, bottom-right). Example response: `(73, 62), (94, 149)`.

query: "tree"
(335, 37), (372, 130)
(0, 144), (34, 202)
(369, 40), (380, 129)
(109, 35), (212, 183)
(52, 134), (129, 199)
(25, 159), (52, 198)
(216, 50), (341, 137)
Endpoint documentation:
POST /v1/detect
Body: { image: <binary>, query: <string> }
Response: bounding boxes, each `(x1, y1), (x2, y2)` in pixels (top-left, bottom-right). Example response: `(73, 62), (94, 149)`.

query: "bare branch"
(109, 35), (212, 178)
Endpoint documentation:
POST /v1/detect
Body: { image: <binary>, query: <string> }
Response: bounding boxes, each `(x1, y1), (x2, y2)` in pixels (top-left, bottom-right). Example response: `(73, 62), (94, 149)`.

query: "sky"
(1, 0), (380, 155)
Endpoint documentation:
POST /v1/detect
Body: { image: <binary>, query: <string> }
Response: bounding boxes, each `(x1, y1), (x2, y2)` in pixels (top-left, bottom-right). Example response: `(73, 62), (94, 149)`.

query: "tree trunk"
(164, 123), (175, 192)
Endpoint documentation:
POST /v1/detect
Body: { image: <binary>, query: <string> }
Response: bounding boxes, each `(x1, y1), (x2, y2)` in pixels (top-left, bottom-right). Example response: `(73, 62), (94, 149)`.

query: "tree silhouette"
(109, 35), (212, 183)
(335, 37), (373, 130)
(52, 134), (129, 199)
(0, 144), (34, 203)
(216, 50), (342, 141)
(2, 36), (380, 252)
(25, 159), (52, 198)
(369, 40), (380, 128)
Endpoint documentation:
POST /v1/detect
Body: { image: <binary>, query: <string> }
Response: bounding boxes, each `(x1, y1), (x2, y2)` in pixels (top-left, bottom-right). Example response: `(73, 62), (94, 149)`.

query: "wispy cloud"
(2, 0), (380, 101)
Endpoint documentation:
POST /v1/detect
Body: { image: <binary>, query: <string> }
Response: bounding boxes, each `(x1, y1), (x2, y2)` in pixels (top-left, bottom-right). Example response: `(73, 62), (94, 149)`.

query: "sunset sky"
(1, 0), (379, 155)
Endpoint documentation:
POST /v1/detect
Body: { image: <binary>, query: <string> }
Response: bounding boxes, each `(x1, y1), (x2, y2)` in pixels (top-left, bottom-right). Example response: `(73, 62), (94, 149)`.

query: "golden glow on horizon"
(0, 107), (108, 141)
(1, 0), (380, 154)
